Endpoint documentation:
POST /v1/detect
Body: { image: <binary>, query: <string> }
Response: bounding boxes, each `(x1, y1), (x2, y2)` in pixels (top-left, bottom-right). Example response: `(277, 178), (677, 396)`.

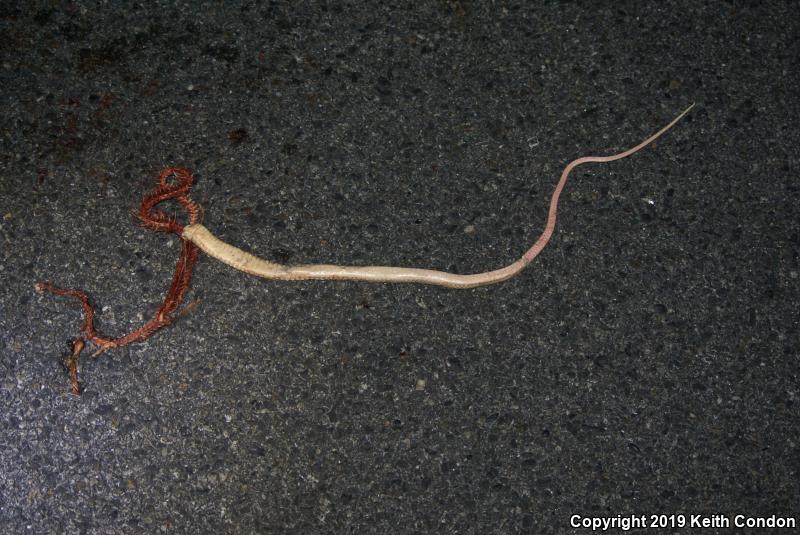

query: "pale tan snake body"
(182, 105), (693, 289)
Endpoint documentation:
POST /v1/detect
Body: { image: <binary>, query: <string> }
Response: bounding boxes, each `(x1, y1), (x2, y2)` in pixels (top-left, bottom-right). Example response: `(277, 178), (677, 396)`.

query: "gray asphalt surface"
(1, 2), (798, 533)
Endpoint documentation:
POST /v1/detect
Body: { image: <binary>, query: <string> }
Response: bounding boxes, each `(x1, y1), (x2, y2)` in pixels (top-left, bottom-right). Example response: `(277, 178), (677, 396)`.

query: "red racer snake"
(37, 104), (693, 394)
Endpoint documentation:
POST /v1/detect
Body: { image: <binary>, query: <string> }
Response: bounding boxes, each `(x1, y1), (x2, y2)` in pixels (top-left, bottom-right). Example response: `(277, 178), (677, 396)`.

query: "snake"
(37, 103), (693, 394)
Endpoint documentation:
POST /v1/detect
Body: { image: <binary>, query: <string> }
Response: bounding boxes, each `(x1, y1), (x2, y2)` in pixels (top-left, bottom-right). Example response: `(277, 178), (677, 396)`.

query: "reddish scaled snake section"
(37, 104), (693, 393)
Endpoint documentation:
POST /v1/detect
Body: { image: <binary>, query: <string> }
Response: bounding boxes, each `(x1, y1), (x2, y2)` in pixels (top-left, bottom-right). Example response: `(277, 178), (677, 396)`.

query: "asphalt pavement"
(1, 2), (797, 533)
